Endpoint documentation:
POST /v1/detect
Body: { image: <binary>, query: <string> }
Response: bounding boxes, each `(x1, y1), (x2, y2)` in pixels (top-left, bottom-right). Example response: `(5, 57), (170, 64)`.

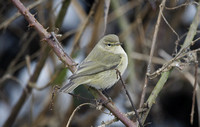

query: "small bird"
(59, 34), (128, 93)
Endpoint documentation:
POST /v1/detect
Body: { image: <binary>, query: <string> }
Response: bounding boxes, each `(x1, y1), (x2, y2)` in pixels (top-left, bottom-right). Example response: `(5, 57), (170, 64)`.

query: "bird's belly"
(87, 70), (119, 89)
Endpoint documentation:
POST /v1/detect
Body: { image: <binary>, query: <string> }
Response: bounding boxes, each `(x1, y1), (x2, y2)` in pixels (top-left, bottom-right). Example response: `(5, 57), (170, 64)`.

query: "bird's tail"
(59, 82), (80, 93)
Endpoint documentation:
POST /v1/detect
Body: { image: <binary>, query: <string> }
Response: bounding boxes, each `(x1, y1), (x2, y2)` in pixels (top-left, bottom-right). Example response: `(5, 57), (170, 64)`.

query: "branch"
(12, 0), (76, 72)
(116, 69), (143, 127)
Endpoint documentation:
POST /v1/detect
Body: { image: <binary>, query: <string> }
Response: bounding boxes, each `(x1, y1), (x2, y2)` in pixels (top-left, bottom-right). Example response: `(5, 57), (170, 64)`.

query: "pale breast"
(118, 50), (128, 75)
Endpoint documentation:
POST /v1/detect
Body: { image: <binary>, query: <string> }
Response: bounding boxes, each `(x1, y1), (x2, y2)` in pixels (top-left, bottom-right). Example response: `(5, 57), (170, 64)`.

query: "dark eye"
(107, 44), (111, 47)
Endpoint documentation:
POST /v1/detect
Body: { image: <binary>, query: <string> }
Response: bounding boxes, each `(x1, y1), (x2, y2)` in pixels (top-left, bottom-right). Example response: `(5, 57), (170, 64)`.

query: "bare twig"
(165, 1), (199, 10)
(0, 0), (47, 30)
(190, 57), (198, 125)
(139, 0), (166, 107)
(131, 51), (166, 65)
(71, 0), (87, 22)
(71, 0), (98, 56)
(102, 0), (110, 34)
(98, 108), (147, 127)
(60, 29), (77, 41)
(55, 0), (71, 28)
(116, 69), (143, 127)
(147, 37), (200, 78)
(25, 55), (31, 76)
(108, 1), (139, 23)
(3, 44), (50, 127)
(160, 8), (180, 41)
(66, 103), (96, 127)
(49, 85), (60, 110)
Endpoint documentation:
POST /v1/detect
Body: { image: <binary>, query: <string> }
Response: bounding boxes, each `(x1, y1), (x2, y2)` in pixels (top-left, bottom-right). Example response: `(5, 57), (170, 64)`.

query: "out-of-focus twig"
(108, 1), (139, 23)
(131, 51), (166, 65)
(139, 0), (166, 108)
(66, 103), (96, 127)
(55, 0), (71, 28)
(71, 0), (98, 56)
(165, 1), (199, 10)
(0, 32), (36, 87)
(190, 57), (198, 125)
(0, 0), (47, 30)
(71, 0), (87, 22)
(160, 8), (179, 41)
(86, 0), (110, 54)
(3, 44), (50, 127)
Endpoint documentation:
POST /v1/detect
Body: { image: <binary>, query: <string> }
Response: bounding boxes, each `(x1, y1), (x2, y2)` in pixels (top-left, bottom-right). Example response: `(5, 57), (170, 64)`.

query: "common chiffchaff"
(60, 34), (128, 93)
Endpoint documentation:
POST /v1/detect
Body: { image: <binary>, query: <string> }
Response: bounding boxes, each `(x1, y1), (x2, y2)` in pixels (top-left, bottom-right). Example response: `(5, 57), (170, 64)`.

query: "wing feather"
(69, 61), (118, 80)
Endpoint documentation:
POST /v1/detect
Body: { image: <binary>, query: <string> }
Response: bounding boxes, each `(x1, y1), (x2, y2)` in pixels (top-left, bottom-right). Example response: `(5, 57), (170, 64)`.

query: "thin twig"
(55, 0), (71, 28)
(131, 51), (166, 65)
(139, 0), (166, 107)
(66, 103), (96, 127)
(147, 37), (200, 78)
(108, 1), (139, 23)
(102, 0), (110, 34)
(190, 58), (198, 125)
(71, 0), (87, 22)
(70, 0), (98, 56)
(98, 108), (147, 127)
(49, 85), (61, 110)
(165, 1), (199, 10)
(160, 7), (180, 41)
(173, 32), (188, 56)
(0, 0), (47, 30)
(25, 55), (31, 76)
(3, 44), (50, 127)
(116, 69), (143, 127)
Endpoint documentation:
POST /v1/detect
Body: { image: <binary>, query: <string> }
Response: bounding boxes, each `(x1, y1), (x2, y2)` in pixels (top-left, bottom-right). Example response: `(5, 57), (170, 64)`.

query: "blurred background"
(0, 0), (200, 126)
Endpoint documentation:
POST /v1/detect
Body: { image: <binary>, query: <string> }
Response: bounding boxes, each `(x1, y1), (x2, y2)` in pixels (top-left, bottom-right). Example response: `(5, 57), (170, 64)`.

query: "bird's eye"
(107, 44), (111, 47)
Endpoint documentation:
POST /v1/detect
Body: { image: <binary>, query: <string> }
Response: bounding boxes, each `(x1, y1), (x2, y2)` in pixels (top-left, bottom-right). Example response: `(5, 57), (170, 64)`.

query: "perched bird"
(59, 34), (128, 93)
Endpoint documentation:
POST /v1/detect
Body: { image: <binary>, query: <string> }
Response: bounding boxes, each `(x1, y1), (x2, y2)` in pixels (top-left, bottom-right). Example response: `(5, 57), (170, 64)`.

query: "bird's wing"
(69, 61), (119, 80)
